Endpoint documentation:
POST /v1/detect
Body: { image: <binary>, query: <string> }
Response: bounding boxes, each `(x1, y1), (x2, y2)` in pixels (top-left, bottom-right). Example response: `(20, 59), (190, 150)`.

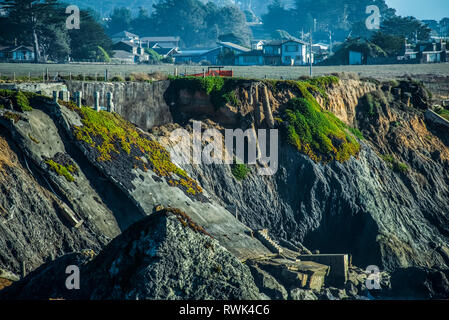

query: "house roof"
(265, 39), (307, 46)
(112, 31), (139, 39)
(217, 41), (251, 53)
(174, 47), (220, 57)
(113, 41), (137, 48)
(141, 36), (180, 42)
(0, 45), (33, 52)
(153, 47), (177, 56)
(112, 50), (135, 59)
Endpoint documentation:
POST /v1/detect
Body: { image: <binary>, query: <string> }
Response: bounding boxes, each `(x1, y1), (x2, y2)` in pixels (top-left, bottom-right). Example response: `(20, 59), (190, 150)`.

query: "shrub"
(45, 159), (76, 182)
(284, 95), (360, 163)
(382, 154), (409, 174)
(231, 162), (251, 181)
(110, 75), (124, 82)
(0, 89), (32, 112)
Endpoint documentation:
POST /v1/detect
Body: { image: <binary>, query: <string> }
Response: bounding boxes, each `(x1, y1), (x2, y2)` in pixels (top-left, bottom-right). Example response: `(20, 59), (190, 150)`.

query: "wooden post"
(69, 72), (72, 81)
(94, 91), (100, 111)
(105, 69), (109, 82)
(106, 92), (114, 112)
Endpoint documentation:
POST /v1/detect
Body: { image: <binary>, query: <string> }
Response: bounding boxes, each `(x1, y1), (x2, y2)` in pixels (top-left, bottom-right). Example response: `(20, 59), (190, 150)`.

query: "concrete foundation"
(298, 254), (349, 286)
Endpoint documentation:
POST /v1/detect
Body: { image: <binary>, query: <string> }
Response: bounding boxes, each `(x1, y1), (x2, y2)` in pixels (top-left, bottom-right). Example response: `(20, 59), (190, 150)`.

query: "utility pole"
(329, 30), (333, 54)
(309, 30), (313, 77)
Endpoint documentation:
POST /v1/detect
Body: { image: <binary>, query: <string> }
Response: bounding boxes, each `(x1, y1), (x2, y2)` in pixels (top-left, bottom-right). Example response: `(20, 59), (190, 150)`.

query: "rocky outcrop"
(0, 209), (261, 300)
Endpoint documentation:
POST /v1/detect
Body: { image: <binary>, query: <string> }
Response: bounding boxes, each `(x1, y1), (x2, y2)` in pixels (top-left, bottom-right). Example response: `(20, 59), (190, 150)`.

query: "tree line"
(106, 0), (251, 48)
(0, 0), (113, 63)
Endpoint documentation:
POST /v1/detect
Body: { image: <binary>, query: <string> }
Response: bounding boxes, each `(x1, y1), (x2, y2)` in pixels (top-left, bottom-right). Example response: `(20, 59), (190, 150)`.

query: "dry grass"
(0, 278), (12, 291)
(0, 137), (15, 170)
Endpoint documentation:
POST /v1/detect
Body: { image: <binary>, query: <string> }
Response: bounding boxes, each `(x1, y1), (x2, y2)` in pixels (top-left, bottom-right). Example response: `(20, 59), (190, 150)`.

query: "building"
(141, 37), (181, 49)
(235, 50), (264, 66)
(263, 40), (283, 65)
(263, 39), (311, 66)
(112, 41), (149, 64)
(111, 31), (139, 44)
(173, 48), (221, 65)
(251, 40), (266, 51)
(399, 40), (448, 63)
(0, 45), (35, 62)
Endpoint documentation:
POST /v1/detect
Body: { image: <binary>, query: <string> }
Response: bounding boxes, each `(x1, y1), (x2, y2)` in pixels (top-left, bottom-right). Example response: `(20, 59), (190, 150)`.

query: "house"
(112, 41), (149, 63)
(251, 40), (266, 51)
(415, 41), (448, 63)
(400, 40), (448, 63)
(111, 31), (139, 44)
(281, 39), (309, 66)
(0, 45), (35, 62)
(173, 47), (221, 65)
(263, 39), (311, 66)
(263, 40), (283, 65)
(141, 37), (181, 49)
(235, 50), (264, 66)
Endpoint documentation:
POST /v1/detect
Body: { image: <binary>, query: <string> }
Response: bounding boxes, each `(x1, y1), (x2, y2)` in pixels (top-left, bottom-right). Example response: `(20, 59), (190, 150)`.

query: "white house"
(280, 40), (309, 66)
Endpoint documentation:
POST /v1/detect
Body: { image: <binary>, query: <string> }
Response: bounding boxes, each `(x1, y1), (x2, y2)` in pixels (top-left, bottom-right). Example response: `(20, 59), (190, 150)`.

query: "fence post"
(75, 91), (82, 107)
(105, 69), (109, 82)
(94, 91), (100, 111)
(106, 92), (114, 112)
(46, 68), (49, 81)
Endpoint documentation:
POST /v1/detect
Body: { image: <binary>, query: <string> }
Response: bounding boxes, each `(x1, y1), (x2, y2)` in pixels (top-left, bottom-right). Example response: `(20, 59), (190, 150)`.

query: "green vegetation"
(72, 106), (202, 196)
(2, 111), (22, 123)
(284, 95), (360, 163)
(382, 155), (409, 174)
(45, 159), (77, 182)
(0, 89), (32, 112)
(170, 76), (242, 109)
(231, 162), (251, 181)
(435, 107), (449, 121)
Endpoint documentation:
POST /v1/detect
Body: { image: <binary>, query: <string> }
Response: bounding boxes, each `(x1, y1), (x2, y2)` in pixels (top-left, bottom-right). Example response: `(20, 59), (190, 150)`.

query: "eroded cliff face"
(156, 77), (449, 273)
(0, 76), (448, 299)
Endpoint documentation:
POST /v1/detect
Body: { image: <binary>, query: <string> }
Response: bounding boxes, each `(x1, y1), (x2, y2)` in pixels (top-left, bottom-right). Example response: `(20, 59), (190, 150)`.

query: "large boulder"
(1, 208), (261, 300)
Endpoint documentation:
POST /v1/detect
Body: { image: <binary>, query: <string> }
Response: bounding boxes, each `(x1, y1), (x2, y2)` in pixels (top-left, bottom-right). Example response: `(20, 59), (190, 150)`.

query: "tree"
(150, 0), (251, 47)
(262, 0), (296, 35)
(107, 7), (132, 35)
(69, 9), (113, 62)
(151, 0), (208, 47)
(0, 0), (60, 62)
(440, 18), (449, 37)
(130, 7), (153, 36)
(371, 31), (404, 57)
(380, 16), (431, 42)
(215, 6), (251, 46)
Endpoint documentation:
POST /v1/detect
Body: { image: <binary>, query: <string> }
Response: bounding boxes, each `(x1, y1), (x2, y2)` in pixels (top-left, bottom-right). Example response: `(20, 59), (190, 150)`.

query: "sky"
(385, 0), (449, 21)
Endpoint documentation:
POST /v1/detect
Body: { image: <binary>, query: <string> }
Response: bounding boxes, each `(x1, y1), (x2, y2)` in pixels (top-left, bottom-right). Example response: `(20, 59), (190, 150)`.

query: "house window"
(286, 45), (298, 52)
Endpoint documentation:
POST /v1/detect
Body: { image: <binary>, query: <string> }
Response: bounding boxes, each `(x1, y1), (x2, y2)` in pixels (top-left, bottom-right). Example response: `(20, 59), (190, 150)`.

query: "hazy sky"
(385, 0), (449, 20)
